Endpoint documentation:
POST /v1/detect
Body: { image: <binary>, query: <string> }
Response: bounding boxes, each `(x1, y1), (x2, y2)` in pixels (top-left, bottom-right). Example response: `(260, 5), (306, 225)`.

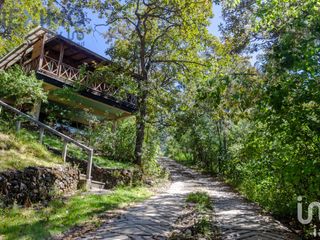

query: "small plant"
(186, 191), (212, 210)
(169, 192), (215, 240)
(194, 216), (212, 236)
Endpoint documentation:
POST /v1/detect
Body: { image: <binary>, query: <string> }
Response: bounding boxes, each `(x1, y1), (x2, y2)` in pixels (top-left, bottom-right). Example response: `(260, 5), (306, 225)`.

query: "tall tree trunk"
(134, 91), (147, 167)
(135, 33), (148, 167)
(216, 120), (223, 173)
(222, 119), (228, 159)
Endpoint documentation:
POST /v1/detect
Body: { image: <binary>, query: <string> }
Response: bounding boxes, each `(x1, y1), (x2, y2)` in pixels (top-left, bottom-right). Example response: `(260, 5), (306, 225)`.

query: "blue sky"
(209, 4), (223, 38)
(59, 4), (223, 58)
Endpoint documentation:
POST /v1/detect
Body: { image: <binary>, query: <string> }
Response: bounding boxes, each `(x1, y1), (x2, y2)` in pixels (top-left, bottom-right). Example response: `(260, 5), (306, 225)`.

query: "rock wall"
(0, 166), (80, 206)
(67, 157), (142, 189)
(47, 147), (143, 189)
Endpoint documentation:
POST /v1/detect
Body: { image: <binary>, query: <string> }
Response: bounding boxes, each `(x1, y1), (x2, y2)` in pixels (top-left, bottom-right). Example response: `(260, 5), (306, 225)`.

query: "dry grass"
(0, 132), (63, 171)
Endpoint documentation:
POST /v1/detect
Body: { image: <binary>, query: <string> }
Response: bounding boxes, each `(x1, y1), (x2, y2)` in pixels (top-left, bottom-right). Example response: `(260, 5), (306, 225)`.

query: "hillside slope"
(0, 131), (63, 171)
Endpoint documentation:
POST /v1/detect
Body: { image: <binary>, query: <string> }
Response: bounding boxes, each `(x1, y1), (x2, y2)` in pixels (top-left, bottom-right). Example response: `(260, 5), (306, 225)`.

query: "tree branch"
(151, 59), (207, 67)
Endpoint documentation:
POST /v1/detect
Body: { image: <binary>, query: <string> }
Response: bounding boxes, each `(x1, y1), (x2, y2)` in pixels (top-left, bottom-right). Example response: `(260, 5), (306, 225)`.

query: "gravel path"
(76, 158), (299, 240)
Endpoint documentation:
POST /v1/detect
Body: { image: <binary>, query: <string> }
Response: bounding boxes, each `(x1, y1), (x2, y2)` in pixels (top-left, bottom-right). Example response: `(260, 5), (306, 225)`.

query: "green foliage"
(141, 123), (161, 174)
(82, 118), (136, 163)
(0, 186), (152, 240)
(193, 217), (212, 237)
(0, 0), (82, 56)
(32, 126), (135, 169)
(167, 0), (320, 236)
(0, 0), (49, 55)
(78, 116), (162, 173)
(0, 66), (47, 107)
(186, 192), (212, 210)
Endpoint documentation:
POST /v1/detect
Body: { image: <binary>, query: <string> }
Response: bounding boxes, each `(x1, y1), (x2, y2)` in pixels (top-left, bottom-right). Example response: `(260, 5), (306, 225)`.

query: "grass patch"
(93, 155), (134, 169)
(0, 124), (134, 171)
(186, 191), (212, 210)
(0, 131), (63, 171)
(0, 186), (152, 240)
(41, 131), (134, 169)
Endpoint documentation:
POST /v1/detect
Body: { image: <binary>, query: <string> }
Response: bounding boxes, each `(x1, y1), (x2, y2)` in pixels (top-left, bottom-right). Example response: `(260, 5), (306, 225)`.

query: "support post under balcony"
(38, 33), (47, 70)
(58, 43), (65, 77)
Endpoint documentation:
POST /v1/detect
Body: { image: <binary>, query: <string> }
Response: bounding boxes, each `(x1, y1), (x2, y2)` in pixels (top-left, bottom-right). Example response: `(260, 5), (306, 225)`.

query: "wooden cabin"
(0, 27), (136, 124)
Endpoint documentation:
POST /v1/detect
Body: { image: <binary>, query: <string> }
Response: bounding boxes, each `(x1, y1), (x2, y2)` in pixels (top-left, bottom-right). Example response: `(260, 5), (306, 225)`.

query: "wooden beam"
(75, 57), (90, 62)
(65, 50), (82, 58)
(58, 42), (65, 76)
(38, 33), (47, 70)
(32, 39), (43, 60)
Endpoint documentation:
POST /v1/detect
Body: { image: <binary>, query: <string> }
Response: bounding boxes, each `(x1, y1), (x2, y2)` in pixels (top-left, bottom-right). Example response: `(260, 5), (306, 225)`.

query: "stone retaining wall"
(47, 147), (143, 189)
(0, 166), (80, 206)
(67, 157), (142, 189)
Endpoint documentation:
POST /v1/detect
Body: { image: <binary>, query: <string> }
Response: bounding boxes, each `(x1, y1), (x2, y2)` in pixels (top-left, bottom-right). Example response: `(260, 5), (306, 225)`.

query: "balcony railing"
(23, 56), (137, 108)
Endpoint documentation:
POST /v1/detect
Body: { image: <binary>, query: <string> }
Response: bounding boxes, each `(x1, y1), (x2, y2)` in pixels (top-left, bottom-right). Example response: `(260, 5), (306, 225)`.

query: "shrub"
(0, 66), (47, 106)
(186, 191), (212, 210)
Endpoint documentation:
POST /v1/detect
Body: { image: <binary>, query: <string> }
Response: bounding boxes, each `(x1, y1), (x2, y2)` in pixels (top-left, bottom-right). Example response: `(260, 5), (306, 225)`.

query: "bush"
(0, 66), (47, 106)
(83, 118), (136, 163)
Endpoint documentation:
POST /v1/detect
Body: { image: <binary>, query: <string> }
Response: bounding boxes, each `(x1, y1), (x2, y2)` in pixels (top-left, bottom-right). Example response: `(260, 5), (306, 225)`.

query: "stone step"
(80, 174), (105, 190)
(91, 180), (105, 190)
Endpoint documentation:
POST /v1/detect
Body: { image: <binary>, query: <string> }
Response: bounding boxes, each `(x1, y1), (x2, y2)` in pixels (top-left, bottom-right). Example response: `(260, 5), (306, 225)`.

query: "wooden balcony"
(23, 56), (137, 109)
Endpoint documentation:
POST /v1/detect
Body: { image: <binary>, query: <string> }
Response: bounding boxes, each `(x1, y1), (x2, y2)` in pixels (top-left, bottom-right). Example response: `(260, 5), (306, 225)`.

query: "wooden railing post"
(39, 127), (45, 143)
(62, 140), (68, 162)
(16, 121), (21, 132)
(86, 149), (93, 187)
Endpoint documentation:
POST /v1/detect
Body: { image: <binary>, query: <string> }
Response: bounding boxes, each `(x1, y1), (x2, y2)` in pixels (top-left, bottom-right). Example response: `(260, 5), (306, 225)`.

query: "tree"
(89, 0), (213, 166)
(0, 0), (86, 56)
(165, 38), (260, 173)
(0, 0), (49, 55)
(196, 0), (320, 222)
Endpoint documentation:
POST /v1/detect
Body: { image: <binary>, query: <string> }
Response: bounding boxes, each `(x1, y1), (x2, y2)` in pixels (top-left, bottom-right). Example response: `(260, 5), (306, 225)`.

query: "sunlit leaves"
(0, 66), (47, 107)
(0, 0), (54, 55)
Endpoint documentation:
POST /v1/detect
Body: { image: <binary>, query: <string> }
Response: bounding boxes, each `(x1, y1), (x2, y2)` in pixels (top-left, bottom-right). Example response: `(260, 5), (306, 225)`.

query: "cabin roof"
(0, 26), (110, 70)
